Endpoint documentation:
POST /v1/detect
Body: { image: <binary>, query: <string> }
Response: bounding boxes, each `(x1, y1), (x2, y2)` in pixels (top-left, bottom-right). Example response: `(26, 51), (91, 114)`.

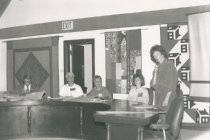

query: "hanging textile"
(105, 30), (141, 94)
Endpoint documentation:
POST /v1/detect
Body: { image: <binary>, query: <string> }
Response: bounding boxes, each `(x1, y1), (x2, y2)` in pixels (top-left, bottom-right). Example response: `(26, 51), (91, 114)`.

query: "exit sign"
(62, 21), (74, 30)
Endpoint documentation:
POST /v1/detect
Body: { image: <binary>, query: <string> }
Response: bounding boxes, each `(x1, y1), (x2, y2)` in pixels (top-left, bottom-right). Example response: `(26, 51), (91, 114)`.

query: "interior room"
(0, 0), (210, 140)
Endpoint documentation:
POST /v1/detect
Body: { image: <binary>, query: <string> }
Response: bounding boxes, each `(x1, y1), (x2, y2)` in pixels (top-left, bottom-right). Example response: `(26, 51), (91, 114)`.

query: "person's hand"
(154, 65), (158, 73)
(153, 65), (158, 77)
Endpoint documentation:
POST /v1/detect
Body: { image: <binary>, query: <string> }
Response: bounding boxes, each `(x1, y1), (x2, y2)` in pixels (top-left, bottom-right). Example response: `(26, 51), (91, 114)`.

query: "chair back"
(166, 97), (184, 139)
(176, 88), (184, 99)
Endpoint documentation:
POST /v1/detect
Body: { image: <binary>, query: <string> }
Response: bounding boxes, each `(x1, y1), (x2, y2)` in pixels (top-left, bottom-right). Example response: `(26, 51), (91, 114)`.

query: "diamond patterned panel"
(15, 52), (49, 89)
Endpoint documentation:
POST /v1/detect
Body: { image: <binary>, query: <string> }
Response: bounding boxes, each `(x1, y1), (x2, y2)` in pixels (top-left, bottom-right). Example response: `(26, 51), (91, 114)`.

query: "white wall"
(0, 26), (159, 92)
(1, 0), (210, 91)
(1, 0), (210, 28)
(58, 30), (106, 90)
(84, 44), (93, 93)
(141, 25), (161, 88)
(189, 12), (210, 97)
(0, 26), (147, 92)
(58, 25), (161, 90)
(0, 41), (7, 91)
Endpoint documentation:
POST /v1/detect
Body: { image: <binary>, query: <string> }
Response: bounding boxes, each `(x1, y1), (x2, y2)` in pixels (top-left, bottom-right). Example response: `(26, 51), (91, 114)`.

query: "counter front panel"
(0, 99), (110, 140)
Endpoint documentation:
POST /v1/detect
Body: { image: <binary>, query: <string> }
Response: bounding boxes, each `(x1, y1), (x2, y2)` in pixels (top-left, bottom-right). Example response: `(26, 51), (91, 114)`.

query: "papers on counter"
(0, 91), (46, 102)
(21, 91), (45, 100)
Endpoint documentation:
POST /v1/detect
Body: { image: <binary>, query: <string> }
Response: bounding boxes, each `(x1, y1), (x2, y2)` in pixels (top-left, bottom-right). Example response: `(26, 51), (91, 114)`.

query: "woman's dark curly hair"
(132, 73), (145, 86)
(150, 45), (168, 64)
(94, 75), (102, 81)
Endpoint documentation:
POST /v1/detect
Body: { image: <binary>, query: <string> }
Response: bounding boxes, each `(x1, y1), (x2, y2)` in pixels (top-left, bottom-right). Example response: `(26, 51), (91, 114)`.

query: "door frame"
(63, 39), (95, 88)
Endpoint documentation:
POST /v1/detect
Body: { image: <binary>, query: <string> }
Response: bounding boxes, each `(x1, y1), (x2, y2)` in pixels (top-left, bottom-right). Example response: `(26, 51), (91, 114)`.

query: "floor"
(145, 128), (210, 140)
(181, 128), (210, 140)
(9, 138), (80, 140)
(8, 128), (210, 140)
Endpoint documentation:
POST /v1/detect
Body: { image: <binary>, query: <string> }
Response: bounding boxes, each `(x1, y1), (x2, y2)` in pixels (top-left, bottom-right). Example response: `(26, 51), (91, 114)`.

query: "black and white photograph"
(0, 0), (210, 140)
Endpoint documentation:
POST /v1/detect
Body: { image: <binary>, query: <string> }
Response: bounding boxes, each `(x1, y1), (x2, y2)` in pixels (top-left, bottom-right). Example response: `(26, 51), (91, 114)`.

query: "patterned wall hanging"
(161, 24), (210, 126)
(105, 30), (141, 94)
(15, 52), (49, 89)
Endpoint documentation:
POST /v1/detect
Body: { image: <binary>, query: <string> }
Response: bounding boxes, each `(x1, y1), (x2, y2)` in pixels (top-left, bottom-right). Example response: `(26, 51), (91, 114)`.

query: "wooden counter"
(94, 100), (160, 140)
(0, 97), (110, 140)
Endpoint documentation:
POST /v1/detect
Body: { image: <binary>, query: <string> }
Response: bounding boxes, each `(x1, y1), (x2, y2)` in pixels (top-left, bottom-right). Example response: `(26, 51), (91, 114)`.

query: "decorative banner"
(161, 24), (210, 125)
(15, 52), (49, 89)
(105, 30), (142, 94)
(105, 31), (127, 94)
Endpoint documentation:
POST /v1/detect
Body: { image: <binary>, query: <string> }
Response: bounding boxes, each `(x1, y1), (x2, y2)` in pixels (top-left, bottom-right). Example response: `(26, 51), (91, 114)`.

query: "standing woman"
(150, 45), (178, 121)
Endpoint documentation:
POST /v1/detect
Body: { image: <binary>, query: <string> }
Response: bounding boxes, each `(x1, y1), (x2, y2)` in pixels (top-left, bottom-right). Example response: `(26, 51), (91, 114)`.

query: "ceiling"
(0, 0), (11, 17)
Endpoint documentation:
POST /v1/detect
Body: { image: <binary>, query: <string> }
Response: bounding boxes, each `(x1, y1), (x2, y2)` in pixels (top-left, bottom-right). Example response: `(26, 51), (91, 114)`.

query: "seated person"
(127, 74), (149, 104)
(14, 74), (39, 96)
(87, 75), (112, 100)
(59, 72), (83, 98)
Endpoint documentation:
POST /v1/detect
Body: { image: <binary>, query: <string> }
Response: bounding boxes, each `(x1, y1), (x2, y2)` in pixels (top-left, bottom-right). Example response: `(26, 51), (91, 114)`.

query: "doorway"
(64, 39), (95, 93)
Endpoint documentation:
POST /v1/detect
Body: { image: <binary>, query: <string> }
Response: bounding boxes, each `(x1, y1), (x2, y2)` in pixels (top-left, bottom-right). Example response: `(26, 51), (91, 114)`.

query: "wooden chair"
(149, 97), (184, 140)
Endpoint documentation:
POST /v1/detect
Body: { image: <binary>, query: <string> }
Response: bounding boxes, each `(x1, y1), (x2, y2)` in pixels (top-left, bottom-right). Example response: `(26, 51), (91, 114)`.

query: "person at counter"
(87, 75), (112, 100)
(14, 74), (39, 96)
(150, 45), (178, 123)
(127, 73), (149, 104)
(59, 72), (84, 98)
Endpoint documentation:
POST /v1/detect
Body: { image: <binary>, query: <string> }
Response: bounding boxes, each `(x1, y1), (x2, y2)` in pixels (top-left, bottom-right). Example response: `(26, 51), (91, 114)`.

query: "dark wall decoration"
(7, 36), (59, 97)
(15, 52), (49, 90)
